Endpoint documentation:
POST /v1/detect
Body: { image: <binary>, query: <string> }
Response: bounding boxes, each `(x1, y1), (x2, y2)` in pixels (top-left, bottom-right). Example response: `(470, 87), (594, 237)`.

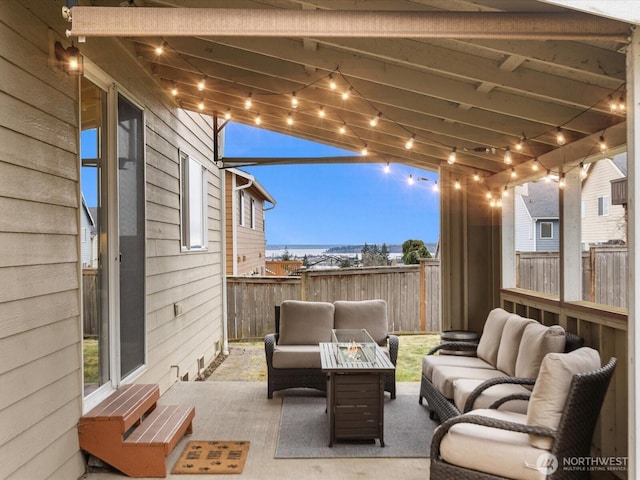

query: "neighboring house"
(80, 196), (97, 268)
(514, 180), (560, 252)
(225, 169), (276, 276)
(580, 153), (627, 249)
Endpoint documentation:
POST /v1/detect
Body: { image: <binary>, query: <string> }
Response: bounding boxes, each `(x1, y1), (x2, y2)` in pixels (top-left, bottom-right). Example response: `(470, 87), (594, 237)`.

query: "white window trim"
(180, 151), (208, 251)
(597, 195), (610, 217)
(238, 190), (245, 227)
(540, 221), (554, 239)
(250, 197), (256, 229)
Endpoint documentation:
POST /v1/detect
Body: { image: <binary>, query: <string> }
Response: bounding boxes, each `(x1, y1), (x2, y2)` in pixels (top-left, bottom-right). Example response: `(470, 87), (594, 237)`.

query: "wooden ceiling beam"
(68, 7), (630, 41)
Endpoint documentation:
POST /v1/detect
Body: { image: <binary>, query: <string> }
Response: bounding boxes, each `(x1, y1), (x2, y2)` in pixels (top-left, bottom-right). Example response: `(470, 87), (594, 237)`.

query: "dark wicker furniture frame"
(419, 332), (584, 422)
(430, 357), (617, 480)
(265, 306), (399, 399)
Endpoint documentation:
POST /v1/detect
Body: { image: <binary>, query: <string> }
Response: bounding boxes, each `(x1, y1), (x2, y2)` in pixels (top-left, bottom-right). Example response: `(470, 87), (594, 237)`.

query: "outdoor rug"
(275, 395), (437, 458)
(172, 440), (250, 474)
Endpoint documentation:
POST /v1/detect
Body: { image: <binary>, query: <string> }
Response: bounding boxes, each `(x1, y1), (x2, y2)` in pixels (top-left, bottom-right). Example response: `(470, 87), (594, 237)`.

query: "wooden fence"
(83, 268), (98, 337)
(265, 260), (304, 276)
(226, 260), (441, 340)
(516, 246), (628, 308)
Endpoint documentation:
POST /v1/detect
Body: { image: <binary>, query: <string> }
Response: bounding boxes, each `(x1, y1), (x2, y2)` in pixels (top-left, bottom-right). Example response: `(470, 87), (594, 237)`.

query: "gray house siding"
(535, 220), (560, 251)
(0, 2), (223, 478)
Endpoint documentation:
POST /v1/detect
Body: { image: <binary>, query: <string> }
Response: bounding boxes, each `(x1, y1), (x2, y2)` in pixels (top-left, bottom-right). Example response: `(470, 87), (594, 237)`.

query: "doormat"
(171, 441), (250, 474)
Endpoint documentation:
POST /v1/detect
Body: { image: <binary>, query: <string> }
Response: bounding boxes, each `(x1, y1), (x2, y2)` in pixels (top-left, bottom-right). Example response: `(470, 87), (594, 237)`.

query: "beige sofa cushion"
(272, 345), (322, 369)
(431, 365), (506, 399)
(278, 300), (335, 345)
(440, 409), (548, 480)
(422, 356), (493, 381)
(496, 316), (536, 376)
(453, 378), (530, 414)
(476, 308), (511, 366)
(334, 299), (388, 346)
(527, 347), (601, 449)
(515, 323), (566, 379)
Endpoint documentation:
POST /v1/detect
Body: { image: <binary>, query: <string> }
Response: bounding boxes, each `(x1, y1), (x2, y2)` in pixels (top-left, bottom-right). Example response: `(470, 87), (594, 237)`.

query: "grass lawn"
(395, 334), (440, 381)
(84, 338), (99, 385)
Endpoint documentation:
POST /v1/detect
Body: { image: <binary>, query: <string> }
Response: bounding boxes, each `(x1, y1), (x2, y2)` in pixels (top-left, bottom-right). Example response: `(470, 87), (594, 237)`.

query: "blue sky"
(225, 122), (439, 245)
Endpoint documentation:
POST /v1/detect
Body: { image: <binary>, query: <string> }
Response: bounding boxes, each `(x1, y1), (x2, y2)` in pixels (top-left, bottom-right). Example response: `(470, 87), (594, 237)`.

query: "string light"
(170, 84), (178, 97)
(318, 106), (325, 118)
(486, 191), (492, 200)
(515, 136), (524, 152)
(599, 135), (607, 153)
(559, 173), (566, 189)
(244, 93), (252, 110)
(580, 161), (588, 180)
(384, 162), (390, 174)
(287, 112), (293, 125)
(361, 144), (368, 156)
(254, 114), (261, 125)
(473, 172), (480, 182)
(618, 96), (626, 112)
(197, 76), (206, 91)
(224, 107), (231, 120)
(496, 199), (502, 208)
(504, 147), (512, 165)
(556, 127), (566, 146)
(329, 74), (337, 90)
(154, 41), (168, 55)
(408, 174), (414, 185)
(291, 92), (298, 109)
(339, 123), (346, 134)
(454, 179), (461, 190)
(198, 99), (205, 111)
(609, 95), (618, 112)
(532, 157), (539, 171)
(511, 167), (517, 179)
(370, 112), (381, 127)
(544, 170), (552, 183)
(503, 186), (509, 196)
(432, 181), (439, 193)
(342, 86), (353, 100)
(405, 134), (415, 150)
(448, 147), (457, 165)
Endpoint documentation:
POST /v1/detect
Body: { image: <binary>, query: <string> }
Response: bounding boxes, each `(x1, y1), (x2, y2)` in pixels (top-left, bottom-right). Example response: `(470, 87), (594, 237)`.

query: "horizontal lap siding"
(0, 1), (84, 478)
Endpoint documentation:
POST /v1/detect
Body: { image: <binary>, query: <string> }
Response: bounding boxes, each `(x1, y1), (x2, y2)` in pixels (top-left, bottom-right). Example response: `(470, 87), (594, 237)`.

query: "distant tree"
(302, 254), (309, 267)
(338, 257), (352, 268)
(361, 243), (390, 267)
(281, 247), (291, 261)
(402, 239), (431, 265)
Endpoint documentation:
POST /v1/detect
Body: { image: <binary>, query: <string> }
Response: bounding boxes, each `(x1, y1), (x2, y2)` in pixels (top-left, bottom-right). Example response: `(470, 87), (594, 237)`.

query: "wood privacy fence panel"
(226, 261), (442, 340)
(516, 247), (627, 308)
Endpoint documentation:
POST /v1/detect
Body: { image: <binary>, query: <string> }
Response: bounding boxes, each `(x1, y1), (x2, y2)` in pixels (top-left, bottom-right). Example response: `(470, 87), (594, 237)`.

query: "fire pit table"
(320, 329), (396, 447)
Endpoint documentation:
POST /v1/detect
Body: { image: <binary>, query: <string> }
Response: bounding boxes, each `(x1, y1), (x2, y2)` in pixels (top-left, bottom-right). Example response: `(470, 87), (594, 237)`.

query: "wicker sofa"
(264, 299), (399, 399)
(431, 349), (616, 479)
(419, 308), (583, 422)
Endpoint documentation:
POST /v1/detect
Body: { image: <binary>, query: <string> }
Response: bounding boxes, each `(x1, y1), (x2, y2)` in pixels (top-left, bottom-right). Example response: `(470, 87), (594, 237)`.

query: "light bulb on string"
(448, 147), (457, 165)
(244, 93), (252, 110)
(599, 135), (607, 153)
(361, 144), (368, 156)
(454, 179), (461, 190)
(255, 114), (261, 125)
(342, 86), (353, 100)
(197, 76), (206, 91)
(198, 99), (205, 111)
(291, 92), (298, 109)
(370, 112), (381, 127)
(503, 186), (509, 197)
(511, 167), (517, 179)
(496, 199), (502, 208)
(486, 191), (492, 200)
(154, 41), (167, 55)
(170, 84), (178, 97)
(405, 134), (415, 150)
(580, 162), (588, 180)
(532, 157), (539, 171)
(515, 136), (524, 152)
(384, 162), (390, 174)
(473, 172), (480, 182)
(318, 106), (325, 118)
(339, 123), (347, 134)
(490, 199), (496, 208)
(504, 147), (512, 165)
(559, 173), (566, 189)
(329, 74), (337, 90)
(556, 127), (566, 146)
(408, 174), (414, 186)
(224, 107), (231, 120)
(544, 170), (552, 183)
(609, 95), (618, 113)
(287, 112), (293, 126)
(432, 181), (439, 193)
(618, 96), (626, 112)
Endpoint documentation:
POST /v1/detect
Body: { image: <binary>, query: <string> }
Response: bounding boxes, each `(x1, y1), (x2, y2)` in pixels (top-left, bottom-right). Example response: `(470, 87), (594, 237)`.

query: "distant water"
(266, 245), (349, 258)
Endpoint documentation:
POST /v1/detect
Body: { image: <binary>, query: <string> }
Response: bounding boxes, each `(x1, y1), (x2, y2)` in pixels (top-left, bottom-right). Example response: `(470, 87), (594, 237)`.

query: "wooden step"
(78, 384), (195, 478)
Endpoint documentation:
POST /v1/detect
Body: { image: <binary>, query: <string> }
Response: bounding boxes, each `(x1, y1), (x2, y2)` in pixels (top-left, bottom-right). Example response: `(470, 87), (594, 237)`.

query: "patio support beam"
(66, 7), (630, 41)
(501, 187), (516, 289)
(559, 168), (582, 301)
(627, 24), (640, 480)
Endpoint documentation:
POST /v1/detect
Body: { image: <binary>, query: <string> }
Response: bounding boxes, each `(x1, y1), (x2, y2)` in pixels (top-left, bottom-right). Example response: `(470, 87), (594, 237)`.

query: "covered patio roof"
(67, 0), (631, 190)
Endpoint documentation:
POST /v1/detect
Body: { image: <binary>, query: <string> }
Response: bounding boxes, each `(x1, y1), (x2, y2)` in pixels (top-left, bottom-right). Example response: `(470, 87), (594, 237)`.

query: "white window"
(238, 190), (245, 226)
(180, 152), (207, 250)
(250, 198), (256, 229)
(540, 222), (553, 239)
(597, 195), (610, 216)
(581, 200), (586, 219)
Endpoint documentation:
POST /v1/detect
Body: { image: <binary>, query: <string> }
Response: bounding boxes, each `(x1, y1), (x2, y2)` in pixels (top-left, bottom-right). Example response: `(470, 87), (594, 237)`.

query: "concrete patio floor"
(81, 381), (430, 480)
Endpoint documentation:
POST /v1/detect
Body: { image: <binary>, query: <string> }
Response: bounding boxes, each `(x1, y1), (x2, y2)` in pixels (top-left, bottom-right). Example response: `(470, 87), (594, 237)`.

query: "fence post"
(420, 259), (426, 331)
(300, 268), (307, 300)
(590, 246), (596, 303)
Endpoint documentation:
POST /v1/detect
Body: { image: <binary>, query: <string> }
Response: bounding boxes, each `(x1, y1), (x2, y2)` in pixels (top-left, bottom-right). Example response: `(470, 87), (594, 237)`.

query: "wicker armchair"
(430, 356), (617, 480)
